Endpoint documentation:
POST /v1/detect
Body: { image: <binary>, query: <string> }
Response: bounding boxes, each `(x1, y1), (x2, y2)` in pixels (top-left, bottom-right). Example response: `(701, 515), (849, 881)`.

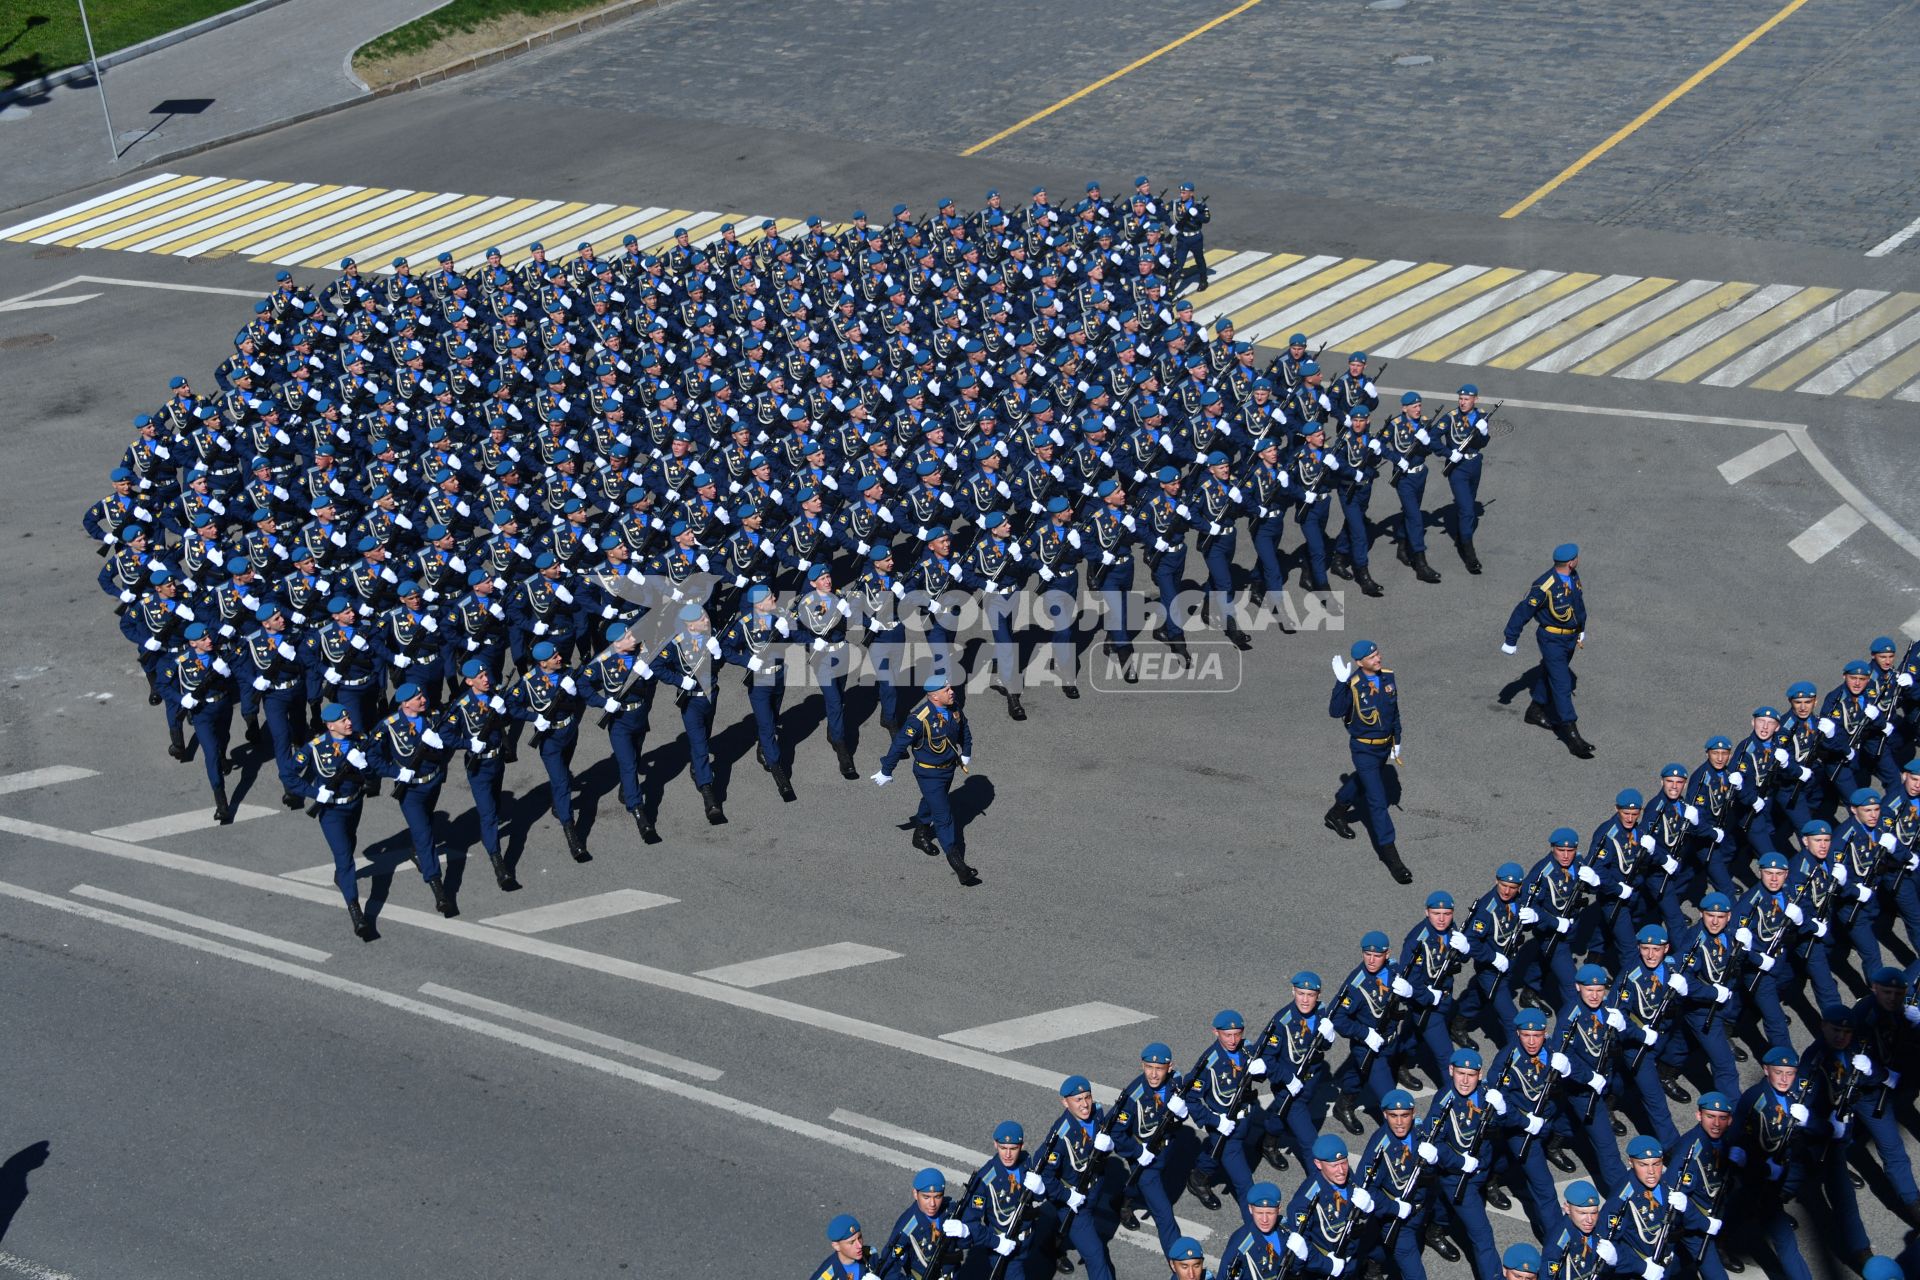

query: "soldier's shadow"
(0, 1140), (49, 1243)
(950, 774), (997, 827)
(1497, 664), (1579, 706)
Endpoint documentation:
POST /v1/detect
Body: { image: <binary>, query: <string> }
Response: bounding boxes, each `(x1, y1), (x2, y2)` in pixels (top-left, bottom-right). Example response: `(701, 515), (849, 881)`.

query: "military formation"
(84, 181), (1507, 930)
(811, 630), (1920, 1279)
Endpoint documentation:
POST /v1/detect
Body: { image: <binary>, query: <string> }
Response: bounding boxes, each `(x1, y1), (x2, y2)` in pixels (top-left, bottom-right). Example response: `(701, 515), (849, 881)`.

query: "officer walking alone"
(1324, 639), (1413, 883)
(874, 675), (978, 886)
(1504, 542), (1594, 759)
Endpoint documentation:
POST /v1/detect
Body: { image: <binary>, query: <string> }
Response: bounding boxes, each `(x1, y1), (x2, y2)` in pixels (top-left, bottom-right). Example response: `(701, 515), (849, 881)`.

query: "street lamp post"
(74, 0), (117, 157)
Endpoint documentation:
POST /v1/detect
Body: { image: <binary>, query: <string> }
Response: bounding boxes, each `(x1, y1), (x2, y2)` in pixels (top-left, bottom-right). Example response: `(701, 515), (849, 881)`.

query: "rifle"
(1380, 1109), (1448, 1251)
(1200, 1012), (1283, 1162)
(1265, 1014), (1337, 1126)
(1842, 834), (1889, 926)
(984, 1164), (1045, 1280)
(1056, 1099), (1130, 1228)
(1580, 1001), (1624, 1125)
(1355, 976), (1407, 1081)
(921, 1166), (985, 1280)
(1628, 931), (1712, 1072)
(1311, 340), (1330, 363)
(1441, 401), (1509, 477)
(1513, 1021), (1579, 1162)
(1451, 1093), (1499, 1204)
(1743, 914), (1792, 993)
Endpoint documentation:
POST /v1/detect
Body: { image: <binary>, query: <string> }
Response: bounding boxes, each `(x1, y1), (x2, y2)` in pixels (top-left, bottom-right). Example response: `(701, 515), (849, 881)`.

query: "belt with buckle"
(1544, 625), (1579, 635)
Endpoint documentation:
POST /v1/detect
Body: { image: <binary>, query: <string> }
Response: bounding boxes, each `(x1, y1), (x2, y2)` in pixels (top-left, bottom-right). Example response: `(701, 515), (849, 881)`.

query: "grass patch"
(355, 0), (609, 64)
(0, 0), (246, 90)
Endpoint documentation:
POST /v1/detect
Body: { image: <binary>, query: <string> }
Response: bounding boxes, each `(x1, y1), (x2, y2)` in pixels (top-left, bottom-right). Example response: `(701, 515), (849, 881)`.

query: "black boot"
(1485, 1184), (1512, 1211)
(427, 875), (458, 918)
(832, 741), (859, 780)
(1225, 625), (1252, 651)
(167, 742), (192, 763)
(1612, 1113), (1629, 1136)
(1121, 1204), (1142, 1231)
(1410, 552), (1442, 584)
(563, 820), (590, 863)
(1448, 1014), (1475, 1046)
(1007, 693), (1027, 721)
(1561, 723), (1597, 760)
(1328, 552), (1353, 581)
(1523, 703), (1552, 729)
(1425, 1226), (1461, 1263)
(1458, 539), (1482, 574)
(1546, 1135), (1578, 1173)
(699, 784), (727, 825)
(1186, 1170), (1222, 1212)
(912, 824), (938, 856)
(755, 742), (769, 771)
(1394, 541), (1411, 567)
(1062, 683), (1080, 699)
(1378, 842), (1413, 885)
(771, 762), (797, 802)
(945, 846), (980, 886)
(244, 717), (265, 746)
(1333, 1094), (1364, 1136)
(631, 806), (659, 843)
(487, 848), (519, 890)
(1261, 1135), (1290, 1171)
(1324, 804), (1355, 840)
(1117, 648), (1139, 682)
(1352, 565), (1385, 598)
(212, 780), (234, 826)
(1658, 1066), (1691, 1103)
(346, 900), (377, 942)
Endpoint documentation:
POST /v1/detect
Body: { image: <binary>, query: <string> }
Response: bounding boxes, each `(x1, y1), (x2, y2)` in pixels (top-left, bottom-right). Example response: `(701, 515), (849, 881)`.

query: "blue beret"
(1822, 1003), (1854, 1025)
(182, 622), (207, 641)
(168, 376), (186, 389)
(320, 701), (347, 721)
(1287, 332), (1307, 345)
(1514, 1008), (1547, 1031)
(912, 1167), (945, 1193)
(1350, 639), (1377, 660)
(1045, 496), (1071, 514)
(393, 681), (423, 703)
(1700, 892), (1732, 912)
(1496, 861), (1525, 884)
(809, 562), (834, 582)
(1459, 383), (1479, 395)
(1059, 1074), (1092, 1098)
(110, 466), (133, 482)
(668, 520), (689, 536)
(1903, 759), (1920, 774)
(1449, 1048), (1482, 1070)
(1871, 636), (1897, 654)
(393, 578), (420, 596)
(1872, 965), (1907, 985)
(1705, 735), (1732, 751)
(460, 659), (487, 679)
(1862, 1259), (1904, 1280)
(1564, 1179), (1600, 1207)
(993, 1120), (1025, 1144)
(1141, 1041), (1173, 1065)
(1381, 1088), (1416, 1110)
(1787, 680), (1817, 698)
(794, 487), (821, 505)
(1551, 825), (1581, 846)
(981, 511), (1008, 530)
(354, 535), (379, 553)
(869, 544), (895, 562)
(325, 595), (352, 614)
(254, 603), (280, 622)
(1212, 1009), (1244, 1031)
(1154, 465), (1180, 483)
(531, 641), (557, 662)
(1503, 1243), (1541, 1274)
(1800, 819), (1831, 836)
(1553, 542), (1579, 562)
(1753, 705), (1782, 719)
(678, 603), (705, 622)
(150, 567), (172, 585)
(1697, 1090), (1733, 1114)
(1096, 478), (1120, 498)
(1291, 971), (1322, 991)
(1247, 1181), (1282, 1208)
(1167, 1239), (1204, 1262)
(1426, 891), (1454, 910)
(1312, 1135), (1348, 1162)
(1626, 1136), (1662, 1160)
(1360, 930), (1390, 951)
(1253, 377), (1273, 391)
(745, 584), (771, 604)
(533, 551), (557, 570)
(1347, 403), (1371, 419)
(1299, 360), (1320, 376)
(1851, 787), (1882, 806)
(1575, 963), (1610, 984)
(1757, 851), (1790, 870)
(922, 523), (950, 541)
(1636, 924), (1669, 945)
(606, 623), (629, 642)
(1661, 763), (1688, 779)
(923, 675), (950, 693)
(225, 556), (250, 576)
(466, 568), (491, 587)
(1399, 391), (1420, 406)
(1763, 1046), (1796, 1066)
(826, 1214), (860, 1241)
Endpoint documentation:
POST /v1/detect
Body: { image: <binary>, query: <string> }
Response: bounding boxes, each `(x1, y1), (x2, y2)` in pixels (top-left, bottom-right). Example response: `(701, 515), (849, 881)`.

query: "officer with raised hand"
(1502, 542), (1593, 759)
(292, 701), (378, 941)
(1421, 1047), (1503, 1280)
(962, 1120), (1047, 1278)
(1113, 1042), (1189, 1253)
(450, 657), (518, 891)
(1251, 971), (1340, 1172)
(874, 675), (977, 886)
(1324, 639), (1412, 884)
(582, 621), (659, 844)
(1543, 1180), (1609, 1280)
(1184, 1009), (1260, 1211)
(368, 681), (457, 917)
(1330, 931), (1412, 1129)
(506, 639), (592, 861)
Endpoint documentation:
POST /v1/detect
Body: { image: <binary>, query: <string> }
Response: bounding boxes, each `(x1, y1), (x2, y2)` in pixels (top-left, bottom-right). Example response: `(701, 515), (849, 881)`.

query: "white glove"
(1066, 1190), (1086, 1212)
(1713, 827), (1725, 843)
(1707, 1216), (1723, 1236)
(1216, 1117), (1236, 1136)
(1605, 1008), (1627, 1032)
(1092, 1133), (1113, 1153)
(1788, 1102), (1809, 1124)
(392, 653), (411, 668)
(1519, 907), (1539, 925)
(1618, 883), (1635, 901)
(179, 693), (198, 709)
(1022, 1171), (1046, 1195)
(1550, 1052), (1572, 1076)
(1662, 857), (1679, 876)
(1492, 954), (1509, 973)
(1589, 1073), (1608, 1093)
(344, 747), (368, 769)
(1286, 1233), (1309, 1261)
(960, 755), (971, 767)
(994, 1237), (1016, 1258)
(1758, 953), (1776, 972)
(1644, 1261), (1665, 1280)
(1639, 834), (1657, 851)
(1449, 932), (1471, 955)
(533, 715), (551, 732)
(1247, 1058), (1268, 1078)
(1417, 1141), (1439, 1164)
(1815, 919), (1829, 938)
(1486, 1088), (1507, 1114)
(1137, 1148), (1155, 1167)
(1669, 1190), (1689, 1212)
(1329, 1259), (1346, 1277)
(1350, 1187), (1375, 1214)
(277, 641), (298, 660)
(1735, 927), (1754, 948)
(1866, 703), (1883, 721)
(1684, 804), (1700, 823)
(1714, 983), (1731, 1004)
(871, 771), (891, 786)
(1880, 832), (1900, 852)
(1578, 866), (1602, 887)
(324, 665), (341, 683)
(1524, 1114), (1544, 1135)
(1555, 916), (1572, 934)
(1783, 902), (1805, 925)
(144, 637), (162, 652)
(1286, 1077), (1303, 1098)
(941, 1220), (968, 1240)
(1800, 766), (1813, 781)
(1858, 884), (1876, 904)
(1167, 1095), (1189, 1118)
(1394, 1197), (1413, 1219)
(1317, 1018), (1338, 1044)
(1461, 1154), (1481, 1173)
(1670, 974), (1690, 997)
(1851, 1052), (1874, 1074)
(1392, 976), (1414, 998)
(468, 737), (486, 753)
(1332, 655), (1353, 682)
(1819, 717), (1836, 736)
(1753, 797), (1767, 813)
(314, 786), (333, 803)
(1730, 772), (1745, 791)
(1501, 642), (1517, 655)
(1365, 1030), (1385, 1052)
(1597, 1240), (1618, 1266)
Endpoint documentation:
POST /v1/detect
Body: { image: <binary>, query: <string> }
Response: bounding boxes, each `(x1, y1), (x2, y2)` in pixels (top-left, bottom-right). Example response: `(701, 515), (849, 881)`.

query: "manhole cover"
(32, 245), (76, 259)
(0, 334), (57, 351)
(1394, 53), (1434, 65)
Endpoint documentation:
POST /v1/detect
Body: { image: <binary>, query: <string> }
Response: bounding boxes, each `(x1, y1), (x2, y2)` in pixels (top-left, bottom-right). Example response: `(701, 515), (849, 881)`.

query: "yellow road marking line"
(1570, 282), (1756, 376)
(1409, 272), (1600, 363)
(1340, 268), (1524, 352)
(1748, 293), (1920, 390)
(1654, 286), (1839, 383)
(1226, 259), (1373, 329)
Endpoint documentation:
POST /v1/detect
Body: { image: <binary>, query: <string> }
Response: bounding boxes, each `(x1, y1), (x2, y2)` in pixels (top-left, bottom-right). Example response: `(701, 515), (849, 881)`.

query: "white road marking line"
(1400, 390), (1801, 432)
(1192, 254), (1343, 327)
(1614, 282), (1806, 379)
(829, 1108), (990, 1164)
(70, 883), (330, 962)
(940, 1001), (1154, 1052)
(343, 194), (511, 263)
(443, 198), (569, 269)
(1716, 434), (1799, 484)
(0, 765), (97, 796)
(92, 804), (276, 843)
(481, 887), (677, 933)
(1372, 270), (1565, 359)
(244, 187), (415, 257)
(0, 879), (973, 1186)
(1700, 288), (1889, 386)
(0, 293), (101, 313)
(1789, 504), (1868, 563)
(420, 982), (722, 1080)
(78, 179), (271, 249)
(1238, 259), (1418, 344)
(1867, 212), (1920, 258)
(282, 861), (340, 886)
(0, 1250), (78, 1280)
(58, 274), (263, 299)
(1794, 311), (1920, 395)
(30, 175), (225, 244)
(1903, 609), (1920, 641)
(1316, 265), (1493, 347)
(634, 209), (724, 251)
(164, 181), (324, 255)
(448, 200), (604, 270)
(1200, 249), (1269, 279)
(1525, 279), (1719, 373)
(696, 941), (902, 988)
(0, 171), (179, 238)
(183, 183), (365, 256)
(1446, 274), (1642, 366)
(0, 815), (1095, 1095)
(280, 191), (462, 264)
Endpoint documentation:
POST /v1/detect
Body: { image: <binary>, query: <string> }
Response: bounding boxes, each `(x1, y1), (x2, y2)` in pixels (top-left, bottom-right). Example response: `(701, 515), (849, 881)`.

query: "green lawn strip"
(355, 0), (608, 64)
(1, 0), (245, 91)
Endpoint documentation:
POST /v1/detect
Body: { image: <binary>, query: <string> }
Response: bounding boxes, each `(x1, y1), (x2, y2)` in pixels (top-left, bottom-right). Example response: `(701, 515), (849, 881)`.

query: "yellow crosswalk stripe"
(1340, 268), (1524, 352)
(1487, 277), (1678, 371)
(247, 187), (415, 259)
(444, 200), (589, 265)
(210, 186), (371, 257)
(0, 172), (180, 239)
(377, 196), (541, 265)
(1283, 261), (1454, 339)
(109, 181), (297, 252)
(1229, 259), (1374, 330)
(12, 174), (201, 241)
(1570, 282), (1756, 376)
(562, 205), (677, 253)
(1184, 254), (1299, 309)
(1842, 330), (1920, 398)
(58, 177), (243, 246)
(309, 193), (494, 268)
(1409, 272), (1601, 363)
(144, 182), (326, 255)
(1653, 286), (1840, 383)
(1747, 294), (1920, 391)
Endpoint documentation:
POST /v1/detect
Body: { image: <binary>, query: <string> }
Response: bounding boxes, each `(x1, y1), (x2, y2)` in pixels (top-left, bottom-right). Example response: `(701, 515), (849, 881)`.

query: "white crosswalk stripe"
(1239, 259), (1417, 343)
(1525, 280), (1719, 373)
(1614, 283), (1808, 380)
(1448, 274), (1642, 366)
(1699, 288), (1890, 386)
(1316, 265), (1494, 347)
(1374, 270), (1565, 359)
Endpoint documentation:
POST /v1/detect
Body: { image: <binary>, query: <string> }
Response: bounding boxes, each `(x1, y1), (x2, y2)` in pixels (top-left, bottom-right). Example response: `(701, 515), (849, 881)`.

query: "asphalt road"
(3, 1), (1920, 1275)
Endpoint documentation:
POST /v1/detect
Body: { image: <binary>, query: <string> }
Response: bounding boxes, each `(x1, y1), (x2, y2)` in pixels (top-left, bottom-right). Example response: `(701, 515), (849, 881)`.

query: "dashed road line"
(940, 1002), (1155, 1053)
(481, 887), (678, 933)
(1788, 504), (1869, 563)
(92, 803), (277, 843)
(420, 982), (722, 1080)
(697, 942), (902, 989)
(0, 766), (97, 796)
(69, 883), (330, 963)
(1716, 435), (1799, 485)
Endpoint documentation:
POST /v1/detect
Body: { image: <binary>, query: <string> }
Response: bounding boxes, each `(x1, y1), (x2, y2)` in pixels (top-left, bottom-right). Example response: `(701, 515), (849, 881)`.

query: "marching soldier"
(719, 583), (798, 802)
(1113, 1042), (1190, 1254)
(169, 622), (238, 824)
(1330, 931), (1416, 1127)
(1036, 1076), (1117, 1280)
(812, 1214), (872, 1280)
(291, 701), (378, 941)
(875, 1168), (970, 1280)
(873, 675), (977, 885)
(367, 681), (458, 917)
(1184, 1008), (1261, 1212)
(1324, 639), (1413, 883)
(1421, 1047), (1503, 1280)
(653, 601), (727, 825)
(793, 563), (861, 778)
(1502, 543), (1593, 759)
(1356, 1088), (1451, 1275)
(1250, 971), (1340, 1172)
(1663, 1092), (1736, 1277)
(1382, 392), (1443, 585)
(1220, 1180), (1290, 1279)
(449, 657), (518, 890)
(1543, 1180), (1609, 1280)
(582, 621), (659, 843)
(238, 602), (309, 808)
(960, 1121), (1047, 1278)
(506, 640), (591, 861)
